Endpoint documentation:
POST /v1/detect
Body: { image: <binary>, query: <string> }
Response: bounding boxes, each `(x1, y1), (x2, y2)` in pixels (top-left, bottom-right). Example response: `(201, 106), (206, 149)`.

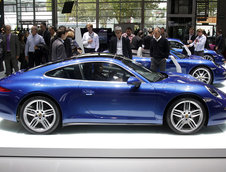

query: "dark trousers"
(28, 52), (41, 68)
(4, 52), (19, 76)
(194, 51), (204, 57)
(84, 48), (95, 53)
(150, 58), (166, 72)
(19, 54), (28, 70)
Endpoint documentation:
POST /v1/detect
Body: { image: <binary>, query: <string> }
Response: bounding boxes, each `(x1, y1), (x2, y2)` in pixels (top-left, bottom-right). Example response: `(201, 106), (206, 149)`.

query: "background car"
(168, 38), (225, 65)
(0, 53), (225, 135)
(133, 50), (226, 85)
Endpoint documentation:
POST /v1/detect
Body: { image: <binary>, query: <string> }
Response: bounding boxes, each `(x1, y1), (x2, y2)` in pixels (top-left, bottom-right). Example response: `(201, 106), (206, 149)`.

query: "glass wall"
(4, 0), (167, 30)
(57, 0), (167, 30)
(196, 0), (218, 36)
(144, 1), (167, 29)
(4, 0), (52, 30)
(4, 0), (17, 29)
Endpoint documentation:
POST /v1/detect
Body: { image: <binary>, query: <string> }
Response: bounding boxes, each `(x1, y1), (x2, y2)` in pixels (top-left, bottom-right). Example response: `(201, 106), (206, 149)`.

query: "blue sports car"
(0, 53), (225, 134)
(133, 50), (226, 85)
(168, 38), (225, 65)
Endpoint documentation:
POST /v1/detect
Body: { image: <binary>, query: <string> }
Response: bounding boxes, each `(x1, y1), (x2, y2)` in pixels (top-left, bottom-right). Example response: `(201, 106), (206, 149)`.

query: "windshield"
(120, 58), (167, 82)
(170, 50), (187, 59)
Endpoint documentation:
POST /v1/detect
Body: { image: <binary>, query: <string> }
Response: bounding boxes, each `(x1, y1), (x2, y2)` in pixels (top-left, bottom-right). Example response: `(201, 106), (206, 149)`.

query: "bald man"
(2, 25), (20, 76)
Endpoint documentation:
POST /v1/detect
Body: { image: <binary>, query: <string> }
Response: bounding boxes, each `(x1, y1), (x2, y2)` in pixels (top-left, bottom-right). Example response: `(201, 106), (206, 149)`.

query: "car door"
(45, 63), (95, 123)
(78, 61), (158, 124)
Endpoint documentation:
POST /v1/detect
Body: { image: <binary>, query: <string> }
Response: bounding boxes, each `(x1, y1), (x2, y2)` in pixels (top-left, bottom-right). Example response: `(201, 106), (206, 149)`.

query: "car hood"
(185, 55), (205, 60)
(159, 72), (204, 85)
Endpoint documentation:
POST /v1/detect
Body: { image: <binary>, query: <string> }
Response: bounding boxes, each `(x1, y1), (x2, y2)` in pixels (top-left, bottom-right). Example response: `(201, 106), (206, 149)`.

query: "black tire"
(166, 98), (206, 134)
(20, 96), (60, 134)
(190, 66), (213, 84)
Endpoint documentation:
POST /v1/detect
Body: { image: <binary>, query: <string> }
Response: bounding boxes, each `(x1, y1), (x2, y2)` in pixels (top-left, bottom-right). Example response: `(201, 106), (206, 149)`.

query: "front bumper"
(213, 65), (226, 82)
(206, 92), (226, 126)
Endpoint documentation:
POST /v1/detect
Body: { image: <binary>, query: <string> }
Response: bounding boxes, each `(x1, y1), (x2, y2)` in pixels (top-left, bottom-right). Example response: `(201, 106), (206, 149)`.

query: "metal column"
(52, 0), (58, 27)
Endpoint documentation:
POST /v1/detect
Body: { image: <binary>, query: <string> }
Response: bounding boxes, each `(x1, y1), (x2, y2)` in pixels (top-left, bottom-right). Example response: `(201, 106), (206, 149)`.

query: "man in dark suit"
(59, 26), (72, 58)
(2, 25), (20, 76)
(51, 29), (67, 61)
(40, 22), (51, 63)
(183, 27), (196, 55)
(109, 26), (132, 59)
(215, 29), (225, 54)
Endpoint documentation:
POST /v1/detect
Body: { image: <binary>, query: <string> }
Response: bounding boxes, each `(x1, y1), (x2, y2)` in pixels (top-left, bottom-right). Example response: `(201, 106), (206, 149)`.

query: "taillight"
(0, 86), (11, 92)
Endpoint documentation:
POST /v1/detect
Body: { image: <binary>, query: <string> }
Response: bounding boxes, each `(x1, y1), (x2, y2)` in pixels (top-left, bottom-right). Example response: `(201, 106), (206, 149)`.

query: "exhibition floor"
(0, 66), (225, 158)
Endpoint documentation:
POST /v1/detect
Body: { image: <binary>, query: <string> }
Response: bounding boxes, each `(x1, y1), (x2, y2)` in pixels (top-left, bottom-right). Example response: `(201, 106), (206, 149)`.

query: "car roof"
(73, 53), (130, 61)
(25, 53), (131, 72)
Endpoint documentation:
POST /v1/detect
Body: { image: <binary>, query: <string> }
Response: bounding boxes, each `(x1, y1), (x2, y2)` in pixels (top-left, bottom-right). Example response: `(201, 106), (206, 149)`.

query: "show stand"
(0, 74), (226, 171)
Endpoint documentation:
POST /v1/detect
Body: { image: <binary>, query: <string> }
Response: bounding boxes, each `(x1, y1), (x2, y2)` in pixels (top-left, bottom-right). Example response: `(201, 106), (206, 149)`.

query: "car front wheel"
(20, 96), (60, 134)
(190, 67), (213, 84)
(166, 98), (206, 134)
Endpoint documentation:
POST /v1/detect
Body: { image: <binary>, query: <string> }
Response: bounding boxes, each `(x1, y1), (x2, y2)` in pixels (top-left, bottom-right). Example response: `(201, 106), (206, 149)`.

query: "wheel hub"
(23, 99), (56, 133)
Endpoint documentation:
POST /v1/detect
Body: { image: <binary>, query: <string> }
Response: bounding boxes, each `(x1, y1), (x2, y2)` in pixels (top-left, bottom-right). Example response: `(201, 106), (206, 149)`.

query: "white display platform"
(0, 78), (225, 158)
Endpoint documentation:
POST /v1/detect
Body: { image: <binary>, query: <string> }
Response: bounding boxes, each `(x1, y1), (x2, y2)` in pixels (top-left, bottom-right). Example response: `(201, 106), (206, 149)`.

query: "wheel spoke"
(175, 119), (186, 129)
(26, 112), (36, 117)
(188, 119), (197, 129)
(203, 73), (208, 77)
(26, 108), (36, 114)
(26, 108), (36, 117)
(173, 109), (183, 118)
(41, 118), (50, 129)
(191, 109), (201, 118)
(37, 101), (43, 111)
(29, 118), (39, 128)
(44, 109), (54, 117)
(183, 102), (190, 111)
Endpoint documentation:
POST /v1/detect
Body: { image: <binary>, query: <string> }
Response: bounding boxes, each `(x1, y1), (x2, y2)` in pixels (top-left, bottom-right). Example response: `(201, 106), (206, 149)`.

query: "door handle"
(82, 89), (95, 96)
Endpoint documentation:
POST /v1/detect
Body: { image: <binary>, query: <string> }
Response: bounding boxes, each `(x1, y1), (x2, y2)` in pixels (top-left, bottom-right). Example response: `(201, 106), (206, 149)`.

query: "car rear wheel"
(166, 98), (206, 134)
(190, 67), (213, 84)
(20, 96), (60, 134)
(203, 54), (214, 62)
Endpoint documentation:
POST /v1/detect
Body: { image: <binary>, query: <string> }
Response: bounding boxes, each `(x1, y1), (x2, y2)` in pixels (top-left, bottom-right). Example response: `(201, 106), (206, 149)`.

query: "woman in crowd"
(67, 30), (82, 56)
(18, 33), (28, 69)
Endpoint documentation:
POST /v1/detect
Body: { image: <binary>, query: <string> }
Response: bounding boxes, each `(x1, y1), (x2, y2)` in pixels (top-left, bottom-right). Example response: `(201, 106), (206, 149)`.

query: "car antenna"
(113, 54), (117, 59)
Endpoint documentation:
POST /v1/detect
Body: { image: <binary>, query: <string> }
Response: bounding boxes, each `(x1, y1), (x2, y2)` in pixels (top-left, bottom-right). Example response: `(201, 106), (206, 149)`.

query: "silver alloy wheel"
(23, 99), (56, 133)
(203, 54), (214, 62)
(191, 67), (211, 84)
(170, 100), (203, 133)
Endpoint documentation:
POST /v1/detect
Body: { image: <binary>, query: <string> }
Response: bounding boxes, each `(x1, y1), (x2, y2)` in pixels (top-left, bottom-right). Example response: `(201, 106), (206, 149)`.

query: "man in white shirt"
(187, 28), (206, 57)
(25, 26), (45, 68)
(82, 24), (99, 53)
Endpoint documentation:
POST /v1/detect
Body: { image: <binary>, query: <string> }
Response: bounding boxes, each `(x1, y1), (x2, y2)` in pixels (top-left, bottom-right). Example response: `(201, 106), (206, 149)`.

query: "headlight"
(205, 86), (222, 99)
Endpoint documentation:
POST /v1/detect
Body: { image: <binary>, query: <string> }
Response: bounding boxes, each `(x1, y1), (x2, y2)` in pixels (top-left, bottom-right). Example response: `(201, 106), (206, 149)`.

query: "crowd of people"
(0, 23), (82, 76)
(0, 23), (225, 76)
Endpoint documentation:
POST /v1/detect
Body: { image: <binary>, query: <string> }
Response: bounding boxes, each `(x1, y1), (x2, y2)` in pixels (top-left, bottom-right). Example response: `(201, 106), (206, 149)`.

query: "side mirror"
(127, 77), (141, 88)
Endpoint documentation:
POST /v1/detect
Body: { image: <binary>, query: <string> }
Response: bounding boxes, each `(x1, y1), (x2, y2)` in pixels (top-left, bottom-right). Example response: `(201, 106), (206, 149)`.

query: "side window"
(46, 64), (82, 80)
(81, 62), (134, 82)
